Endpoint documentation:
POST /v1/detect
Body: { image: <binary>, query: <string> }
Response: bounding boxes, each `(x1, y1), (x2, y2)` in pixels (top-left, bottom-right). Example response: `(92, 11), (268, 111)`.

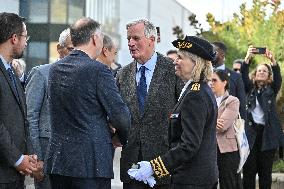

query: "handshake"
(15, 154), (44, 182)
(127, 161), (156, 188)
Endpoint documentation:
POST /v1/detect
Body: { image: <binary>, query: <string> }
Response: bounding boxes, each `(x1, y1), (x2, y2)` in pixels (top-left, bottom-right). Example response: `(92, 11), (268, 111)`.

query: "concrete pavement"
(25, 148), (284, 189)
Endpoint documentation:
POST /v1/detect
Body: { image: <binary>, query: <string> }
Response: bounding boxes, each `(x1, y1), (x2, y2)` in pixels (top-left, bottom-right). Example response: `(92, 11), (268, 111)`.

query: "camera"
(253, 47), (266, 54)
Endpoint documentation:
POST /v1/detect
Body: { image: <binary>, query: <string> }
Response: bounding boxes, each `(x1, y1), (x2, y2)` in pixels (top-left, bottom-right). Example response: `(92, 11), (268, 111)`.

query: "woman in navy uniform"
(128, 36), (219, 189)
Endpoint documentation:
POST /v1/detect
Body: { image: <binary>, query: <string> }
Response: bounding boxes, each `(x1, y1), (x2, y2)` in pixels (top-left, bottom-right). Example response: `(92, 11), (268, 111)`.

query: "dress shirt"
(215, 64), (225, 70)
(251, 97), (265, 125)
(216, 95), (224, 108)
(136, 52), (157, 92)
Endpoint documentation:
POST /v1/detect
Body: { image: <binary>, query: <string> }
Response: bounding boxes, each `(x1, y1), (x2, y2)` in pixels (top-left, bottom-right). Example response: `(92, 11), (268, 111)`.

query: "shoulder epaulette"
(190, 83), (200, 91)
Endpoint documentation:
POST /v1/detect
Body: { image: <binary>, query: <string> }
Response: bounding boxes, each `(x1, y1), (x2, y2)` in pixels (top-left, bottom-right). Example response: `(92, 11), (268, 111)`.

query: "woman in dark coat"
(242, 46), (283, 189)
(127, 36), (219, 189)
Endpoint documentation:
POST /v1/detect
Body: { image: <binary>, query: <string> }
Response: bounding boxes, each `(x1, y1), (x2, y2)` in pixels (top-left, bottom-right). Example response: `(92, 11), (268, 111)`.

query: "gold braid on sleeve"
(150, 156), (169, 178)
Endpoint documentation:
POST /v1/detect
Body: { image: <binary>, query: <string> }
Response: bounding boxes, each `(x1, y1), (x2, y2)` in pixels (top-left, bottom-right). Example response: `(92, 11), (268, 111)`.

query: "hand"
(11, 59), (25, 77)
(112, 134), (122, 148)
(265, 49), (276, 65)
(32, 160), (44, 182)
(15, 155), (37, 176)
(244, 45), (255, 64)
(127, 163), (156, 188)
(135, 161), (154, 182)
(216, 118), (224, 132)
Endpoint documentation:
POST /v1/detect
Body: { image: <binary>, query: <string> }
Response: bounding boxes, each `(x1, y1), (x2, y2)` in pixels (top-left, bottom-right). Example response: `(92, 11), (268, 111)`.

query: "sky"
(176, 0), (250, 30)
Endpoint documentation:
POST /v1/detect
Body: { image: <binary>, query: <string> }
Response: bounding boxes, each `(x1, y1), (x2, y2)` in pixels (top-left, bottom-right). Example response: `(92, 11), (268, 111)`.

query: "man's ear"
(10, 34), (18, 45)
(102, 47), (108, 56)
(57, 44), (63, 54)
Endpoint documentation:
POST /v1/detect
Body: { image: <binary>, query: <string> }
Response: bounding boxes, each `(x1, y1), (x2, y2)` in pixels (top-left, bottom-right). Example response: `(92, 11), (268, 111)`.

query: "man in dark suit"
(25, 28), (73, 189)
(116, 19), (183, 189)
(45, 17), (131, 189)
(0, 12), (37, 189)
(212, 41), (247, 120)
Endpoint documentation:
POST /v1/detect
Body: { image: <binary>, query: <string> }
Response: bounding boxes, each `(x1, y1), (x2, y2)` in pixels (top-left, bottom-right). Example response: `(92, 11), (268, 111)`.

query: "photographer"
(242, 46), (283, 189)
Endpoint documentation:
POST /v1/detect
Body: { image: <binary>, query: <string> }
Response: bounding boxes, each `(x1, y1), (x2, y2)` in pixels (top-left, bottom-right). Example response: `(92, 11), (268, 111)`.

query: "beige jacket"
(216, 91), (240, 153)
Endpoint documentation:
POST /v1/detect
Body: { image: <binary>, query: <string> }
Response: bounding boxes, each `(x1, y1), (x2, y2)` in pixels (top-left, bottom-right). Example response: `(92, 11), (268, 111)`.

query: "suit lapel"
(127, 62), (141, 121)
(0, 60), (25, 115)
(142, 55), (167, 116)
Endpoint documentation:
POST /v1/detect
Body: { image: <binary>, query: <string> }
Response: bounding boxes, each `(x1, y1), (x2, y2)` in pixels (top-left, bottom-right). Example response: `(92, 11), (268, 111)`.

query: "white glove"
(127, 161), (156, 188)
(135, 161), (154, 181)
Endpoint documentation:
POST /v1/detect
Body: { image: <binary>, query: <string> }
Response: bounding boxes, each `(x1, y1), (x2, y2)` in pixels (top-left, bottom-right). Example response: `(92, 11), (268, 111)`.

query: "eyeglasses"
(19, 34), (30, 42)
(233, 68), (241, 72)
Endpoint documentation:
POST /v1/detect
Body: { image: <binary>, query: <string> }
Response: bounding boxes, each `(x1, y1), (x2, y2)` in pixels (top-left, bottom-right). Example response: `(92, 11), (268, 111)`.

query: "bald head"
(70, 18), (101, 47)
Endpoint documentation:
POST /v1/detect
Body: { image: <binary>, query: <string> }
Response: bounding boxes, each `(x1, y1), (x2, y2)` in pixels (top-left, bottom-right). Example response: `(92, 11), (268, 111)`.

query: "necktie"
(137, 66), (147, 113)
(7, 68), (20, 99)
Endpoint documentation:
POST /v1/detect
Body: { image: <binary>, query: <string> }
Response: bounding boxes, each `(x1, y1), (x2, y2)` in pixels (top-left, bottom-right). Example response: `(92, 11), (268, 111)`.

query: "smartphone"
(253, 47), (266, 54)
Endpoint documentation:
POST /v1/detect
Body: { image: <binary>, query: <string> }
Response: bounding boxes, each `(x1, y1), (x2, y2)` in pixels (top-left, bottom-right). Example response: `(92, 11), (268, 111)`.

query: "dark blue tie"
(137, 66), (147, 113)
(7, 68), (20, 99)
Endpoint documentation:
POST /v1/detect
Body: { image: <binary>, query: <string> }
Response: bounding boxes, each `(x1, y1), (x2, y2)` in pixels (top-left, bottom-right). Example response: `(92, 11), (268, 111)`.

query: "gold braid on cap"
(150, 156), (169, 178)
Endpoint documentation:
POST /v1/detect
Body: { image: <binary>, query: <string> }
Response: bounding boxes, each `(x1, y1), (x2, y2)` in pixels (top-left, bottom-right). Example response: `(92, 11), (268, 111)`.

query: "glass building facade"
(19, 0), (86, 71)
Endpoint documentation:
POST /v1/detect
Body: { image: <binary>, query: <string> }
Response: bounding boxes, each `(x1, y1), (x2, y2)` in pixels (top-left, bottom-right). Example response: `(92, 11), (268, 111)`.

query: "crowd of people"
(0, 11), (283, 189)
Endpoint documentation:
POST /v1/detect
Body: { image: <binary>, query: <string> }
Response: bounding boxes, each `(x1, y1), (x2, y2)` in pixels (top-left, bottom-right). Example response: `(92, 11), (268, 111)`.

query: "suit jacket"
(216, 92), (239, 153)
(45, 50), (131, 178)
(26, 64), (52, 161)
(116, 53), (183, 184)
(242, 63), (283, 151)
(0, 59), (27, 183)
(225, 67), (247, 120)
(150, 82), (218, 186)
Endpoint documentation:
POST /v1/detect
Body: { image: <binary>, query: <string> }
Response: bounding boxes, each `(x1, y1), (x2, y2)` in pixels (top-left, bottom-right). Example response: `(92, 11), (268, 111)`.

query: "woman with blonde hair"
(242, 46), (283, 189)
(128, 36), (218, 189)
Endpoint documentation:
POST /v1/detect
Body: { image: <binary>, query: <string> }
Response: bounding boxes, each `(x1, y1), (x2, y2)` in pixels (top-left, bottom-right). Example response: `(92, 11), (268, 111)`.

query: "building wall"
(0, 0), (19, 13)
(118, 0), (194, 65)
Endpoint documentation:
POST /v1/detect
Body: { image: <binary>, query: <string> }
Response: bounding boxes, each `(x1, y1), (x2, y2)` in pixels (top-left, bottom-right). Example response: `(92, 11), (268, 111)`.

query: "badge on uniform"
(190, 83), (200, 91)
(169, 113), (179, 118)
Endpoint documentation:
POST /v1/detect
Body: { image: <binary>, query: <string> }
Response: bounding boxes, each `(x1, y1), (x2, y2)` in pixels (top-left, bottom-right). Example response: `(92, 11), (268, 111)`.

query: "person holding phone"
(242, 46), (284, 189)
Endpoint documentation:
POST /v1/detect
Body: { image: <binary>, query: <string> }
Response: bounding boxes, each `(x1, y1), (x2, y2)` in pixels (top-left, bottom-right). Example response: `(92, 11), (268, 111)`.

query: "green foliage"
(272, 160), (284, 173)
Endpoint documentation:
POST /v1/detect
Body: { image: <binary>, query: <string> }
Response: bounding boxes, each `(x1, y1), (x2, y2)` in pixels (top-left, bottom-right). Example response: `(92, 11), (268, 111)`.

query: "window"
(27, 42), (48, 70)
(29, 0), (48, 23)
(50, 0), (67, 24)
(68, 0), (85, 24)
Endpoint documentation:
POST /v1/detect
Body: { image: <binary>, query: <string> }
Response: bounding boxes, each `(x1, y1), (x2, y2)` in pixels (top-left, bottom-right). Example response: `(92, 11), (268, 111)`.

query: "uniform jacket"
(150, 82), (218, 186)
(225, 67), (247, 120)
(26, 64), (52, 161)
(0, 59), (27, 183)
(116, 53), (183, 184)
(45, 50), (131, 178)
(242, 63), (283, 151)
(216, 92), (239, 153)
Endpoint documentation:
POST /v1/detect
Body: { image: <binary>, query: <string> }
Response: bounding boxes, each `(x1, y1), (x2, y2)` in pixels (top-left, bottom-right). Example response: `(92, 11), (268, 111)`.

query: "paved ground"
(25, 148), (284, 189)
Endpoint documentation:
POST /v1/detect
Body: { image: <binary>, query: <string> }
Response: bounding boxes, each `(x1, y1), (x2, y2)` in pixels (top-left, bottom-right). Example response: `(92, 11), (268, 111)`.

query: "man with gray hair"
(97, 34), (118, 68)
(25, 28), (73, 189)
(116, 19), (183, 189)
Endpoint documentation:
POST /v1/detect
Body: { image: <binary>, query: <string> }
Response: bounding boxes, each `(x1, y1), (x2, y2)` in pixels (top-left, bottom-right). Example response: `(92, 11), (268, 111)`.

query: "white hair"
(58, 28), (70, 47)
(126, 19), (157, 39)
